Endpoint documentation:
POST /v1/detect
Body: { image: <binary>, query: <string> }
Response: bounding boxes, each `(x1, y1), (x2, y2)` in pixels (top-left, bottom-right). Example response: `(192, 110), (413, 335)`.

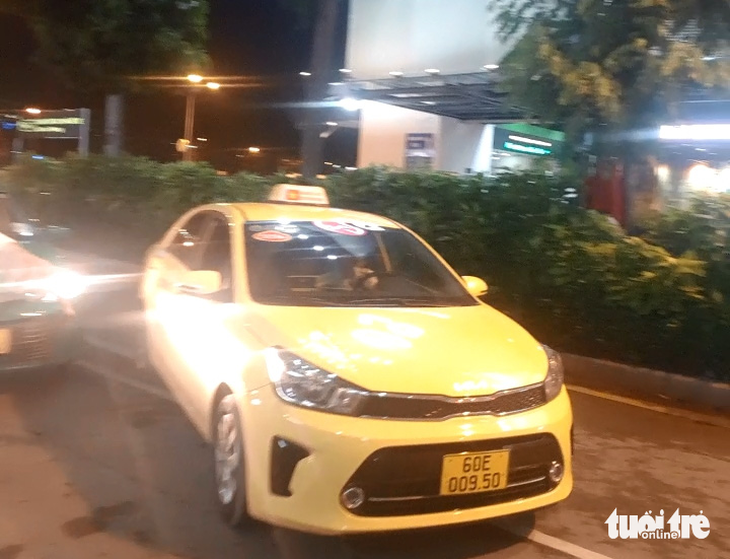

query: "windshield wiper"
(257, 294), (350, 307)
(347, 297), (450, 307)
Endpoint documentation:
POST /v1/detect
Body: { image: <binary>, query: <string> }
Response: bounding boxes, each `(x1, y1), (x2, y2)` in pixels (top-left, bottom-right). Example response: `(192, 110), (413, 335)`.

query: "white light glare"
(339, 97), (361, 111)
(688, 164), (715, 191)
(659, 124), (730, 141)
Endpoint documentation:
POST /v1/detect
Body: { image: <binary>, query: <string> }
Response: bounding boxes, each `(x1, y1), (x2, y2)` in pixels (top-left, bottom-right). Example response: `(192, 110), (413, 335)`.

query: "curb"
(561, 353), (730, 415)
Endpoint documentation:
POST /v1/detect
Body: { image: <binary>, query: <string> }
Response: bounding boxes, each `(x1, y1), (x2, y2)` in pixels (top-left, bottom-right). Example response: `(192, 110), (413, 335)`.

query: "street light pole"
(180, 76), (218, 162)
(183, 91), (196, 162)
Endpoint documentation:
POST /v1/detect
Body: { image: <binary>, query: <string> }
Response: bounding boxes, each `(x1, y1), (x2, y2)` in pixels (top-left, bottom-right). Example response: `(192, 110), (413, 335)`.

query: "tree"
(491, 0), (730, 151)
(4, 0), (209, 155)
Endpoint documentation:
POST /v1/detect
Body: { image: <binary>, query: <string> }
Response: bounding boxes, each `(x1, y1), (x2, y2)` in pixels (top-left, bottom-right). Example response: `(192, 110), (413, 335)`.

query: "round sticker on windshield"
(314, 220), (366, 236)
(252, 230), (293, 242)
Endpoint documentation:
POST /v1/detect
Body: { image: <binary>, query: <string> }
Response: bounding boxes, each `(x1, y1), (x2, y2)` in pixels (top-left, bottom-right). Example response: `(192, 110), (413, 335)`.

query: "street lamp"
(25, 107), (41, 114)
(182, 75), (219, 161)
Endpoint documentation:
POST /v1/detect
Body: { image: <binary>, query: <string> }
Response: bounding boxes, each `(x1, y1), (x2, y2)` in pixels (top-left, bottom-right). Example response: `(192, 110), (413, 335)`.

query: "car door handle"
(173, 282), (204, 295)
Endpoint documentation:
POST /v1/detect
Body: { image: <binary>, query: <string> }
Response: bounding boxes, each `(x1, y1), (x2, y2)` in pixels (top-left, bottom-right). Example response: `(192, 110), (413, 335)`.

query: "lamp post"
(181, 75), (220, 162)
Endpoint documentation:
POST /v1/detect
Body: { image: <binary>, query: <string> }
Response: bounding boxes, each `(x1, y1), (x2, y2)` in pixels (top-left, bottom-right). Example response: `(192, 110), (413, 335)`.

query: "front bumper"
(0, 302), (80, 372)
(241, 386), (573, 534)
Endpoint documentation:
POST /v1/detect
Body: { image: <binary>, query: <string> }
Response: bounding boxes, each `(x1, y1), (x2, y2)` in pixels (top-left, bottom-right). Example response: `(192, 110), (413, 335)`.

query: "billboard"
(17, 109), (90, 140)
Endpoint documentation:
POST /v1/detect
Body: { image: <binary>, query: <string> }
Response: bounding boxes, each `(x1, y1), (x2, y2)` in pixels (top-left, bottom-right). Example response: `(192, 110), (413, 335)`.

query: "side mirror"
(461, 275), (488, 297)
(175, 270), (222, 296)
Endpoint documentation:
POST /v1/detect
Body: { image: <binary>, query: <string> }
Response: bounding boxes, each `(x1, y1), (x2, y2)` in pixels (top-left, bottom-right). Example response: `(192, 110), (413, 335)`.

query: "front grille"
(344, 434), (562, 517)
(358, 384), (547, 420)
(0, 316), (57, 366)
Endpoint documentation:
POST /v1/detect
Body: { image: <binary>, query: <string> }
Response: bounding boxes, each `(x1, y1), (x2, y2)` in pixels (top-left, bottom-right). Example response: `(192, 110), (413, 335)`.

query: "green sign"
(17, 110), (88, 139)
(502, 141), (552, 156)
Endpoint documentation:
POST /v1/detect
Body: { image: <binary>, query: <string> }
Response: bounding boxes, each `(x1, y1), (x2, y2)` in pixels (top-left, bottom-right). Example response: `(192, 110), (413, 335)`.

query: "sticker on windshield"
(252, 230), (293, 243)
(313, 220), (367, 236)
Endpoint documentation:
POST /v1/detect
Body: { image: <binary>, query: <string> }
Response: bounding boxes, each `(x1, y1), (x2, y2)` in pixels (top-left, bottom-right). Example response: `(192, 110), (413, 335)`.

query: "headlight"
(265, 348), (369, 416)
(26, 269), (87, 301)
(542, 345), (564, 402)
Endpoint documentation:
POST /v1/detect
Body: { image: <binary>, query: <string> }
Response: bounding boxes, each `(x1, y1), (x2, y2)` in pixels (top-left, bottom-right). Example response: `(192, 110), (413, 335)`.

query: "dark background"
(0, 0), (356, 170)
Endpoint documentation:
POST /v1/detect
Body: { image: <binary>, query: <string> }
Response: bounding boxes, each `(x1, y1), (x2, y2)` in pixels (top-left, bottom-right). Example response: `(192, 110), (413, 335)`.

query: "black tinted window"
(244, 220), (475, 307)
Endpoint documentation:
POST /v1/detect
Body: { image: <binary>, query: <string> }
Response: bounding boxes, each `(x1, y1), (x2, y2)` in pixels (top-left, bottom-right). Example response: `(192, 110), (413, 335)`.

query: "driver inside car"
(315, 256), (379, 292)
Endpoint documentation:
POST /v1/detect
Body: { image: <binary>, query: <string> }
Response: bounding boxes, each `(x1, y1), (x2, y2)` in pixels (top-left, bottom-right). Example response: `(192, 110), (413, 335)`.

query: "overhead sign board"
(17, 109), (89, 140)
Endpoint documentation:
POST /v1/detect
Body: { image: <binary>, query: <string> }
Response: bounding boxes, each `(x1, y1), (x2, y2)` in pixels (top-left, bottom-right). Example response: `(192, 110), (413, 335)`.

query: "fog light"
(340, 486), (365, 510)
(548, 461), (564, 484)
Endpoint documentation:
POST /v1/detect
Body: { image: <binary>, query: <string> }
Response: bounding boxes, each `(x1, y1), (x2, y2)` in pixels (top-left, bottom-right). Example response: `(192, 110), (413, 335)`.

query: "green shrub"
(5, 156), (729, 379)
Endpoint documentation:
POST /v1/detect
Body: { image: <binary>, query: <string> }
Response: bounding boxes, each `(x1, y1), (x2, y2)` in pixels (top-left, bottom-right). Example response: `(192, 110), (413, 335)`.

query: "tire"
(213, 389), (254, 527)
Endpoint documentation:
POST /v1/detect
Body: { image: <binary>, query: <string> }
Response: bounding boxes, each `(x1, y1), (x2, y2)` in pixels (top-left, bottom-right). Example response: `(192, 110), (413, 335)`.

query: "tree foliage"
(4, 0), (209, 92)
(491, 0), (730, 146)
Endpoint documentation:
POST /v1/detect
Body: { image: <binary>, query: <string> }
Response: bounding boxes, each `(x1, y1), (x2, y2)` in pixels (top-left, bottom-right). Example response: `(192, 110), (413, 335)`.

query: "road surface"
(0, 284), (728, 559)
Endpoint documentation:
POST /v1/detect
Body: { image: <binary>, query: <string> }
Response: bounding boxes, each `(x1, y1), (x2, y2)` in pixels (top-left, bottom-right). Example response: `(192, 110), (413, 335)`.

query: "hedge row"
(5, 155), (730, 380)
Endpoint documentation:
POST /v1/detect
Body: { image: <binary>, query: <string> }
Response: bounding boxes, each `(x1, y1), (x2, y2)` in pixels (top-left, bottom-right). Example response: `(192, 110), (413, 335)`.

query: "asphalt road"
(0, 284), (728, 559)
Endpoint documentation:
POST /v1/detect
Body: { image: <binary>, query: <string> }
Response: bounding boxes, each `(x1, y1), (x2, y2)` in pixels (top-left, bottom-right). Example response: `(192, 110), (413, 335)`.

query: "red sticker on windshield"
(252, 230), (293, 243)
(314, 220), (366, 236)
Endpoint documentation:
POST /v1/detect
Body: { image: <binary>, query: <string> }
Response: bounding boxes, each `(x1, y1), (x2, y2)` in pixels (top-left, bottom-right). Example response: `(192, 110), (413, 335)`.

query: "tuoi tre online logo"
(605, 508), (710, 540)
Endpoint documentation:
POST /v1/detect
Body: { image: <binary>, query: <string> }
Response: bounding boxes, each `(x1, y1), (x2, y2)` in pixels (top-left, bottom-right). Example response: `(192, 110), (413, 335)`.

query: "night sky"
(0, 0), (353, 169)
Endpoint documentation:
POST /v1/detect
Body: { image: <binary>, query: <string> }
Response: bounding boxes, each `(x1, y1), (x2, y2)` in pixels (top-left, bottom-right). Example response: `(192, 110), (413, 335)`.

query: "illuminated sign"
(507, 134), (552, 147)
(502, 141), (552, 155)
(17, 110), (88, 140)
(492, 125), (561, 157)
(659, 124), (730, 141)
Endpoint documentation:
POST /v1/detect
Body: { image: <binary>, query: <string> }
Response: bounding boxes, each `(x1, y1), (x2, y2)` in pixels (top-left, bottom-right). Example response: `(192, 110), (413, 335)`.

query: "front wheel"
(213, 391), (253, 527)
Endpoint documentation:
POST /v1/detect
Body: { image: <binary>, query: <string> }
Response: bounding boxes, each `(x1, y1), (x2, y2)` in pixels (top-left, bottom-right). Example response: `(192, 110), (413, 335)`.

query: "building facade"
(339, 0), (563, 174)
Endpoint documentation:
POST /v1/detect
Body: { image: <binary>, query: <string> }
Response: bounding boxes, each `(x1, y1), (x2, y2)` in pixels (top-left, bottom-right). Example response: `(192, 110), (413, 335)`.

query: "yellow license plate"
(0, 329), (11, 355)
(440, 450), (510, 495)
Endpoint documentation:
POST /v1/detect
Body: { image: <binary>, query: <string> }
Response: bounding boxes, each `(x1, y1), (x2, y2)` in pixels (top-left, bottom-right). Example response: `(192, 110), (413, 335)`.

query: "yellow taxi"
(140, 184), (573, 534)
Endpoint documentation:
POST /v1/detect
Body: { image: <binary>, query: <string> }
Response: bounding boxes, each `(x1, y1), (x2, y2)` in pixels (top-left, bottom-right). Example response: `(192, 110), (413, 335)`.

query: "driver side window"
(198, 217), (233, 302)
(167, 213), (209, 270)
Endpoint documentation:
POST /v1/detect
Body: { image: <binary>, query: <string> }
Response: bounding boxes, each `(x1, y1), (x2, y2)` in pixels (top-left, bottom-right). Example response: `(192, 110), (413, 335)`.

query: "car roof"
(218, 202), (402, 229)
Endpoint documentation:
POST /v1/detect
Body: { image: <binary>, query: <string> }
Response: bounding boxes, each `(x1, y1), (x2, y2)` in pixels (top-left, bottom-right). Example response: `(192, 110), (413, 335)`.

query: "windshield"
(244, 220), (477, 307)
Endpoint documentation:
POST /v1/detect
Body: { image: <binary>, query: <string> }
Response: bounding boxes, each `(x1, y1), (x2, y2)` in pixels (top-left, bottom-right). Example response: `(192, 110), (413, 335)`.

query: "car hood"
(248, 304), (548, 397)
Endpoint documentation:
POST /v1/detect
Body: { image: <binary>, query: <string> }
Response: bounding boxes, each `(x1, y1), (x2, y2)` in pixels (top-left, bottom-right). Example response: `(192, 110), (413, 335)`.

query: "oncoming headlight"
(542, 345), (565, 402)
(264, 348), (368, 416)
(26, 269), (87, 301)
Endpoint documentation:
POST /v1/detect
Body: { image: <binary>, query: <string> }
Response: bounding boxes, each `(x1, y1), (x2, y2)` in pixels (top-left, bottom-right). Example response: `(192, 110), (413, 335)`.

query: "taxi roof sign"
(268, 184), (330, 206)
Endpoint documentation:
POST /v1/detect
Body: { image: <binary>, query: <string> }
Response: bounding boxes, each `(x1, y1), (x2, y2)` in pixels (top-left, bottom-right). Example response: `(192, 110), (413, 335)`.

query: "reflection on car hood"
(250, 304), (548, 397)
